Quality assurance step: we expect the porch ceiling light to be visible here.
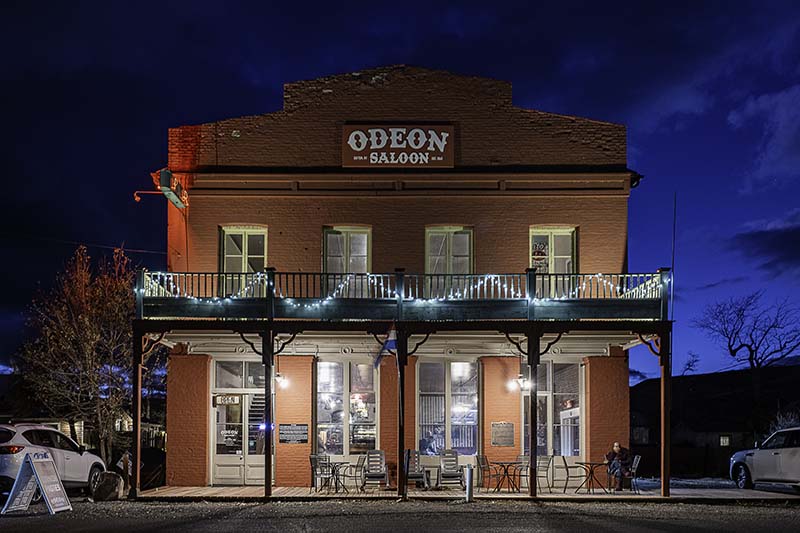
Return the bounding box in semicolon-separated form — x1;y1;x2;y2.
275;372;290;389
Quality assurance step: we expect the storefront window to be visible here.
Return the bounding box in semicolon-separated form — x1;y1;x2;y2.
349;363;376;453
450;362;478;455
418;361;478;456
316;361;376;456
316;362;344;455
522;361;582;457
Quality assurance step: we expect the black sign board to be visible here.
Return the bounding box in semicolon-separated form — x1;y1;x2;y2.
1;452;72;515
278;424;309;444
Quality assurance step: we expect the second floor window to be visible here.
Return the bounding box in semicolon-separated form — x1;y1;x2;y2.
323;227;371;296
220;227;267;296
221;227;267;273
530;227;576;298
426;226;473;298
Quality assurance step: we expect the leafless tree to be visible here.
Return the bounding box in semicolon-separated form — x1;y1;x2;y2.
694;291;800;369
16;247;144;463
681;351;701;375
694;291;800;431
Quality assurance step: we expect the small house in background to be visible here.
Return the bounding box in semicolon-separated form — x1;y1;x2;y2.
630;357;800;477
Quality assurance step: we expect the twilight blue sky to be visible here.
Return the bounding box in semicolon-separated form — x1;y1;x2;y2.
1;1;799;379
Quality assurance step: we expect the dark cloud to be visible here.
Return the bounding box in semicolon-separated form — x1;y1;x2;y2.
728;209;800;277
693;277;748;290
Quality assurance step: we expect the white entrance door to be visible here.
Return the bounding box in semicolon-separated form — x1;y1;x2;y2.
212;393;271;485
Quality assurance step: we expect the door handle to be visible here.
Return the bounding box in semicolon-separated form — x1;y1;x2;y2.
772;452;780;455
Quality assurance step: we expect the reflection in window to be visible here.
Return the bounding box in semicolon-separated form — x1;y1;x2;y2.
418;362;445;456
316;362;344;455
450;362;478;456
216;361;244;388
523;361;582;457
349;363;376;453
216;401;243;455
418;361;478;456
246;362;265;388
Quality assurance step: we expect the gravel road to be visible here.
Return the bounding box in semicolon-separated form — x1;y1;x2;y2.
2;498;799;532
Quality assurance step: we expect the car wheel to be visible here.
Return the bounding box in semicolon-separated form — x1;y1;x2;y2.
87;465;103;495
735;465;753;489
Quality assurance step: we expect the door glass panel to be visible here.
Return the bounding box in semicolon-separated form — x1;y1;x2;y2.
216;361;244;388
531;235;549;271
350;363;373;392
225;234;244;256
216;401;243;455
247;394;267;455
225;257;243;274
452;232;470;256
248;234;265;257
553;234;573;257
349;233;367;257
317;362;344;455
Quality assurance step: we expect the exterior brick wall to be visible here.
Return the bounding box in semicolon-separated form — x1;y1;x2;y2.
379;355;417;485
584;347;630;486
480;357;522;488
179;195;628;275
166;354;210;486
275;355;314;487
167;66;626;172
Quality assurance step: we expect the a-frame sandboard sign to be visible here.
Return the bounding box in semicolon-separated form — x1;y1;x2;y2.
1;451;72;515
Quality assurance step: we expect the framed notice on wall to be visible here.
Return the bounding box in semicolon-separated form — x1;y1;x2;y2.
491;422;515;447
279;424;309;444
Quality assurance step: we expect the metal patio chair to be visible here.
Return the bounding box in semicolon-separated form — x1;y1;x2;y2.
361;449;389;491
511;455;530;491
309;454;334;493
536;455;553;493
553;455;584;494
405;450;430;490
340;454;367;492
438;449;464;489
476;454;502;492
607;454;642;494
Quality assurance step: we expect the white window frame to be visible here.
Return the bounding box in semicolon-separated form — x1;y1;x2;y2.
315;356;380;459
415;357;480;460
425;226;474;275
529;227;576;273
519;359;584;458
322;226;372;273
220;225;268;273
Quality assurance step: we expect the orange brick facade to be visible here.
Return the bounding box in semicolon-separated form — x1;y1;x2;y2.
166;354;210;486
162;66;634;487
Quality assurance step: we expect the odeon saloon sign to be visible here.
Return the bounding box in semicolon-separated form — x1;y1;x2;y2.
342;124;454;168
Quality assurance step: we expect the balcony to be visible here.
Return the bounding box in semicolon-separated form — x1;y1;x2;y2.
135;269;670;323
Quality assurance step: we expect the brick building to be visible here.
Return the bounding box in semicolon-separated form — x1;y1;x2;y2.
132;65;673;498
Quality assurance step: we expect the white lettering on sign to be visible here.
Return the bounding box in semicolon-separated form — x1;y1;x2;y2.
348;127;449;154
343;125;453;168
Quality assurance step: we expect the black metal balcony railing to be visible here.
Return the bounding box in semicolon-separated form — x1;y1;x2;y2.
135;270;670;322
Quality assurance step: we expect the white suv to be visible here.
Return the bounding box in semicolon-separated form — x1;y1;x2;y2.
730;427;800;491
0;423;106;497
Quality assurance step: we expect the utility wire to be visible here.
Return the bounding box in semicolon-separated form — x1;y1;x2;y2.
0;234;166;255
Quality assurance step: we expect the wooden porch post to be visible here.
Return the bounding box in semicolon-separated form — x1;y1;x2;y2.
261;327;274;500
527;327;541;498
396;327;409;500
660;327;672;497
129;325;144;498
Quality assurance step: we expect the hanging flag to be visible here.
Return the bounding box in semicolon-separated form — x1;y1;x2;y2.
373;323;397;369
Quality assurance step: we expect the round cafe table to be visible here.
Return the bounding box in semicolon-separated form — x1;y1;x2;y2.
574;461;608;494
491;461;522;492
329;461;351;493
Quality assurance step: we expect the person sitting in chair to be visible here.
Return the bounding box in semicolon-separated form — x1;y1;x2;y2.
605;441;632;491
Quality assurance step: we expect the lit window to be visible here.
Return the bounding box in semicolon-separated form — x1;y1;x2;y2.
316;361;376;456
418;361;478;456
720;435;731;447
522;361;582;457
